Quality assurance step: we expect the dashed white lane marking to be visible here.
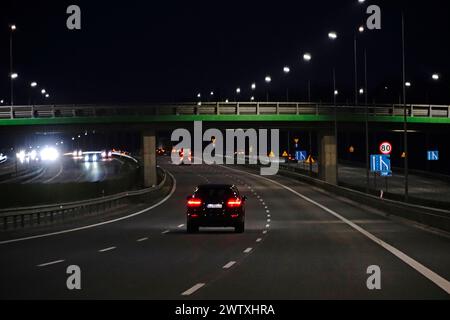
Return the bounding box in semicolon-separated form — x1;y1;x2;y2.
263;230;268;234
256;238;262;243
99;247;116;253
267;215;271;218
37;260;65;268
223;261;237;269
266;210;270;213
0;172;178;245
181;283;206;296
162;230;170;234
244;248;253;254
178;224;185;228
266;224;271;228
137;237;149;242
220;165;450;295
267;219;271;223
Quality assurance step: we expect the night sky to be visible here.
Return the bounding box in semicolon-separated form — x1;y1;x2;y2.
1;0;449;105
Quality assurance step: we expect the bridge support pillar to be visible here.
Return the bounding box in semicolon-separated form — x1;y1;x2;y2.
318;131;337;185
142;130;157;187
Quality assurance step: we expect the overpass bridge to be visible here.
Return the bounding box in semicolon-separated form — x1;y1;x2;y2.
1;102;449;188
0;102;450;126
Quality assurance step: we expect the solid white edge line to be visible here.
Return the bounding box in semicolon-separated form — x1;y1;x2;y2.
99;246;116;253
223;261;237;269
0;171;177;245
220;165;450;295
181;283;206;296
37;259;65;267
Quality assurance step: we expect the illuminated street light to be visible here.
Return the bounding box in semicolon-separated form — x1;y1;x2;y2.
328;31;338;40
283;66;290;74
250;96;255;101
41;89;46;94
359;88;364;95
432;73;440;81
358;25;365;33
303;53;312;62
10;25;17;31
405;82;412;87
265;76;272;83
334;90;339;96
10;73;18;79
197;93;201;98
236;87;241;94
210;91;214;96
45;94;50;98
30;82;37;87
251;83;256;90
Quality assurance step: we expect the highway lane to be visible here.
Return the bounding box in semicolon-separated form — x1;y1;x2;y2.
0;158;449;299
13;157;128;184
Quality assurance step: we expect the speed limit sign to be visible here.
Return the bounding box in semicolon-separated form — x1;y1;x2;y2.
379;142;392;155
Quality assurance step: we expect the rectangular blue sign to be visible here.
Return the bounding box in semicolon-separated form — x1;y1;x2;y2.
371;155;391;173
295;151;308;161
427;151;439;161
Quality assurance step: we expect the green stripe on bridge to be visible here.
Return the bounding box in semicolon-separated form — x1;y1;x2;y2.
0;114;449;126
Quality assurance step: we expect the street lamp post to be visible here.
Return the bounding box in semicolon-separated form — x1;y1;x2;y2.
364;49;370;193
9;24;16;106
283;66;290;102
251;83;256;101
401;12;409;202
328;31;338;185
29;82;38;105
265;76;271;102
303;53;312;102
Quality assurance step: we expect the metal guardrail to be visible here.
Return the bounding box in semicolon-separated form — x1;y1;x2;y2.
0;166;169;230
0;102;449;120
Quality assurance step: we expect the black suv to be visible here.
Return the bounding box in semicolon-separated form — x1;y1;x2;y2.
186;184;247;233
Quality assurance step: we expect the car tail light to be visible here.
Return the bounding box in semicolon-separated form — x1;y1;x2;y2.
227;198;242;208
187;198;202;208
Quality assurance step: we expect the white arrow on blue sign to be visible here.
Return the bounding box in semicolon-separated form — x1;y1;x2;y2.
371;155;391;173
296;151;308;161
427;151;439;161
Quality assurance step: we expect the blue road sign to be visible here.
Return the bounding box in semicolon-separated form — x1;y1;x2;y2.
371;155;391;173
427;151;439;161
296;151;308;161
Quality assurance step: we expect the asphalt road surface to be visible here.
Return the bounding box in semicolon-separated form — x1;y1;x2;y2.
0;158;449;299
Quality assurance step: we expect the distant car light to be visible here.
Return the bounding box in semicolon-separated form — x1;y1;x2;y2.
40;147;59;161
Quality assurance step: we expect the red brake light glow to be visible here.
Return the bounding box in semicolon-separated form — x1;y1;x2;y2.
227;198;242;208
187;198;202;208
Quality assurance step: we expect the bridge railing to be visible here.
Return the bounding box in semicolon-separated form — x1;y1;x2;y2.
0;103;449;119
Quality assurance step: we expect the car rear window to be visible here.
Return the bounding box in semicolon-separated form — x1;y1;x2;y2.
196;187;234;199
